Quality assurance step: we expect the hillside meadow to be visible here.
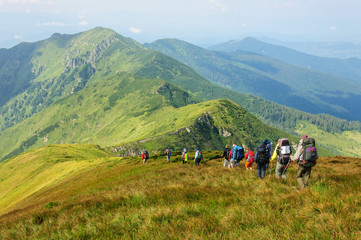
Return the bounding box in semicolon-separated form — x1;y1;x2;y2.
0;144;360;239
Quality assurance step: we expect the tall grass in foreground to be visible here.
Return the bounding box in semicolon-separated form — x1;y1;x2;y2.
1;153;361;239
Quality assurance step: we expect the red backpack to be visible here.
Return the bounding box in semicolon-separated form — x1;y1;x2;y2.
247;151;255;163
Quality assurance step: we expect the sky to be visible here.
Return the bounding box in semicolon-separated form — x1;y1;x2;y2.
1;0;361;48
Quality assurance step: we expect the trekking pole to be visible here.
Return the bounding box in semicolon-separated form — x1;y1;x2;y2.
282;160;291;176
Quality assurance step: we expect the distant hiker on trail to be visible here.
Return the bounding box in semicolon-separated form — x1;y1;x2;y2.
194;148;203;166
244;148;255;170
271;138;292;179
222;145;232;168
165;148;172;163
182;148;188;164
142;150;149;164
292;135;318;189
255;139;272;179
231;144;244;168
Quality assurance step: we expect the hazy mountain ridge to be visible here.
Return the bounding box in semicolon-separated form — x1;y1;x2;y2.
146;38;361;121
210;37;361;85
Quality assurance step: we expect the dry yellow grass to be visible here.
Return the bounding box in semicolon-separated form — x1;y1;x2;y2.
0;148;361;239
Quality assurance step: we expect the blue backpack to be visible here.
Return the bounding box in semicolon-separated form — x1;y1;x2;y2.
233;145;244;161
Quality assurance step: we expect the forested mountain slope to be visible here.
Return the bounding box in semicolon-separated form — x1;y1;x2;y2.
145;38;361;122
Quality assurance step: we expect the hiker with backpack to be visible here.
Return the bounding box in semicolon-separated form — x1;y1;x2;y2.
142;150;149;164
271;138;292;179
244;148;255;170
231;144;244;168
292;135;318;189
165;148;172;163
255;139;272;179
194;148;203;166
182;148;188;164
222;145;232;168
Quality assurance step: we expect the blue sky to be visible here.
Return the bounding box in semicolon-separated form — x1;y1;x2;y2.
1;0;360;48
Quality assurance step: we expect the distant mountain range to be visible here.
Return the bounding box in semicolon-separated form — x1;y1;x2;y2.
0;28;360;160
210;37;361;85
264;40;361;60
146;38;361;121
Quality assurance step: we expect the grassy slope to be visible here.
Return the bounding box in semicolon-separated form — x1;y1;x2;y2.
0;73;200;159
0;146;360;239
2;71;323;161
0;144;111;214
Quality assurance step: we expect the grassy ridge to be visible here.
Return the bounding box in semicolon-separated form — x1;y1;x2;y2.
0;145;360;239
0;144;111;214
3;71;330;161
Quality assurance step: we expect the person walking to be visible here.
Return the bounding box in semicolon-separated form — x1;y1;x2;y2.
194;148;203;166
292;135;318;189
271;138;292;180
255;139;272;179
142;150;149;164
165;148;172;163
182;148;188;164
244;148;255;170
222;145;231;168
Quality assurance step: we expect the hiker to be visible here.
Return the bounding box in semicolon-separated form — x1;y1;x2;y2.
231;144;244;168
271;138;292;179
165;148;172;163
244;148;255;170
255;139;272;179
222;145;231;168
292;135;318;189
142;150;149;164
194;148;203;166
182;148;188;164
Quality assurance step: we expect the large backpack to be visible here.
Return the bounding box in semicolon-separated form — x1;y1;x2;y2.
233;145;244;161
300;138;318;167
196;150;202;160
256;142;269;164
246;151;255;163
277;138;291;164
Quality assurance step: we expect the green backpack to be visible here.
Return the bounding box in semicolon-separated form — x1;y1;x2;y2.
300;138;318;167
196;150;202;160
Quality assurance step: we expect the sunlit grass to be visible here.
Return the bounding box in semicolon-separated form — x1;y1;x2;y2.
1;146;360;239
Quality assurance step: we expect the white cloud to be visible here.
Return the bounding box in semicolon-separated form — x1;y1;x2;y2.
78;20;88;26
330;26;337;31
14;34;22;39
208;0;228;12
262;1;296;9
129;26;142;34
26;8;31;13
36;22;65;26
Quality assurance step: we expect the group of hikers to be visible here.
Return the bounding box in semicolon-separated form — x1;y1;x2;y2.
142;135;318;190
